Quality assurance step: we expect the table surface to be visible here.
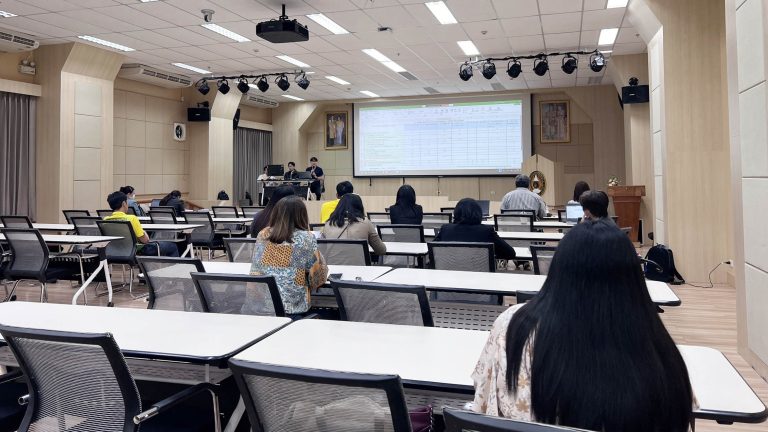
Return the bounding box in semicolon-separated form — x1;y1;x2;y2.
16;223;204;232
373;268;680;306
483;220;573;229
138;216;251;224
0;302;290;365
233;319;766;422
0;233;122;245
399;228;563;242
201;261;393;282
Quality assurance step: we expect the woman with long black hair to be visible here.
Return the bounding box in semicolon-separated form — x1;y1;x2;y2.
472;218;694;432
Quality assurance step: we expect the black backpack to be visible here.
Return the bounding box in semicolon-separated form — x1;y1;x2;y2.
644;244;685;285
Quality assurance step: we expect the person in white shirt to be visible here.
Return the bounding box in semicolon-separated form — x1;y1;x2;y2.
500;175;548;220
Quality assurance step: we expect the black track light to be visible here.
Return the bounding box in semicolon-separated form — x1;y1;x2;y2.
561;54;578;74
217;79;230;94
507;59;522;78
481;61;496;79
295;72;310;90
255;76;269;92
237;76;250;94
589;51;606;72
533;56;549;77
459;62;473;81
197;80;210;95
276;74;290;91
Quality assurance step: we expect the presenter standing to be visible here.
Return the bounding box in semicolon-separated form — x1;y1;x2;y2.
307;157;324;200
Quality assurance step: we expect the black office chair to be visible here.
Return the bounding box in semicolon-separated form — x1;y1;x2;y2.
422;213;452;230
71;216;102;236
0;216;32;228
63;209;91;224
240;206;264;218
443;407;586;432
137;257;205;312
428;242;501;305
184;212;230;260
97;220;159;297
223;238;258;263
228;361;414;432
317;239;371;266
376;224;425;243
531;246;557;275
96;209;115;218
211;206;247;237
440;207;455;214
211;206;238;217
0;369;26;432
331;280;434;326
367;212;391;225
191;272;286;317
0;325;220;432
494;214;534;232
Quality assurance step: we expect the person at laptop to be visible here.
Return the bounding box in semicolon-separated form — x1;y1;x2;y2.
568;181;591;204
389;184;423;225
579;190;610;221
501;175;547;220
284;162;299;180
104;191;179;257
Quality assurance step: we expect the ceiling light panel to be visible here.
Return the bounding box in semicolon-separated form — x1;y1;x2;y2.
201;23;250;42
172;62;210;74
606;0;629;8
283;95;305;101
425;1;458;25
276;55;310;68
457;40;481;56
0;10;17;17
78;35;134;52
326;76;351;85
306;14;349;35
598;28;619;45
360;90;379;97
362;48;391;62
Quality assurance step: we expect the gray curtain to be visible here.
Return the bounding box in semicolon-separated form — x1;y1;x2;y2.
0;91;36;219
234;127;272;206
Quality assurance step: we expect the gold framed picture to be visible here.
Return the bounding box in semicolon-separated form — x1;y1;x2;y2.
325;111;349;150
539;100;570;143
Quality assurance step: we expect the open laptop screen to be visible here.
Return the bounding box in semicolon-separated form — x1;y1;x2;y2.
565;203;584;222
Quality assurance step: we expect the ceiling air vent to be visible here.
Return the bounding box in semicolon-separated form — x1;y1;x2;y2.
398;71;419;81
423;87;440;94
242;94;280;108
118;64;192;88
0;28;39;52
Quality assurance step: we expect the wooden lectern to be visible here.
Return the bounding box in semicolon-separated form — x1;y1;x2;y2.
607;185;646;242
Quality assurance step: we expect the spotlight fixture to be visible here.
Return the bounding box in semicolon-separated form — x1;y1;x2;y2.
295;72;310;90
507;59;522;78
481;61;496;79
533;56;549;77
197;80;210;95
561;54;578;74
590;51;606;72
459;62;473;81
217;79;230;94
256;76;269;92
237;76;250;94
276;74;290;91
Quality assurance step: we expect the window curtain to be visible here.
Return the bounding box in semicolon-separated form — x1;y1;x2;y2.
0;91;36;219
233;127;272;206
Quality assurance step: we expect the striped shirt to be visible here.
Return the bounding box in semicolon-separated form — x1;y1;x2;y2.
500;188;548;220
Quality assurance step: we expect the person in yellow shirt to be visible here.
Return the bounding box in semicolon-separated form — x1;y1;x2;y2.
320;181;354;223
104;191;180;257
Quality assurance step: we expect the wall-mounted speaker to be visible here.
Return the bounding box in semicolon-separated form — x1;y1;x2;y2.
187;107;211;122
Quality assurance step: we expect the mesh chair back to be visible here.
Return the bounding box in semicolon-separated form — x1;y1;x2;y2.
183;212;215;244
331;280;433;326
224;238;258;263
0;228;48;279
531;246;556;276
137;257;205;311
71;216;102;237
317;239;371;266
63;210;91;224
367;212;391;225
192;272;285;317
376;225;425;243
557;209;566;222
494;214;534;232
443;407;587;432
241;206;264;218
422;213;451;230
149;209;177;224
229;361;413;432
152;206;178;217
516;291;539;304
501;209;537;217
440;207;455;214
96;221;137;265
0;216;32;228
212;206;238;217
0;325;141;432
96;209;114;218
428;242;494;272
125;207;137;216
309;223;325;232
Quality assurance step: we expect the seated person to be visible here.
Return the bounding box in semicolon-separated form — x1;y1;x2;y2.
568;180;591;205
500;175;547;220
120;185;145;216
104;191;179;257
434;198;516;260
284;161;299;180
579;190;610;221
388;184;423;225
251;185;295;237
159;190;185;217
472;219;694;431
320;181;354;223
321;194;387;257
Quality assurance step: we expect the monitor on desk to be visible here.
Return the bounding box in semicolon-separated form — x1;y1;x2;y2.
565;203;584;223
267;164;284;176
296;171;313;180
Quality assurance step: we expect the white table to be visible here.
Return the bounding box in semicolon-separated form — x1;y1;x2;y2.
483;220;573;230
201;261;393;283
400;228;564;242
138;216;252;224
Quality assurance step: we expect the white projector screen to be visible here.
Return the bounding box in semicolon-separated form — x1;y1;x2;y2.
353;95;532;177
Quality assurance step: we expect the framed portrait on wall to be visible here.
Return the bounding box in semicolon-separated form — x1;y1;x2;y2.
539;100;570;143
325;111;349;150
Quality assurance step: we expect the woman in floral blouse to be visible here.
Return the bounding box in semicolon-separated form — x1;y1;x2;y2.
472;219;694;432
250;196;328;319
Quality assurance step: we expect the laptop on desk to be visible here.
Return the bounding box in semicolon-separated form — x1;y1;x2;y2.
565;203;584;224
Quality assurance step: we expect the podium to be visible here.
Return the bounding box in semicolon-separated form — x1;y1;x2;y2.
607;186;645;242
521;154;565;207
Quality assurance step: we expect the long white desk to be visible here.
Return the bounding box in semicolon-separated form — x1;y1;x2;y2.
138;216;252;224
376;242;532;260
233;320;767;425
201;261;392;282
483;220;573;230
413;228;564;242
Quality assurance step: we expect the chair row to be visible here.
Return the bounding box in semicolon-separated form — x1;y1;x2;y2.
367;211;548;232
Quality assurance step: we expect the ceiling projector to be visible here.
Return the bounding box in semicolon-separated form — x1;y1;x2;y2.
256;4;309;43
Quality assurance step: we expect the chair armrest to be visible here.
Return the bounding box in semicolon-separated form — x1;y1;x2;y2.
133;382;216;424
0;369;22;385
18;394;29;405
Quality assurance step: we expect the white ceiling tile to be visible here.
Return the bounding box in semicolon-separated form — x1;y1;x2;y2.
540;12;582;34
0;16;73;38
301;0;358;13
296;36;341;53
364;5;420;27
153;27;221;46
128;2;205;27
612;42;646;55
425;24;469;43
323;10;379;33
581;8;626;31
544;32;580;50
267;41;312;55
144;47;206;63
537;0;582;15
580;30;599;49
323;33;369;50
461;20;505;40
356;30;409;48
12;0;80;12
163;0;244;22
58;9;142;33
500;16;542;37
401;3;444;27
445;0;497;22
474;38;512;56
491;0;539;18
212;58;251;73
406;43;452;61
508;35;546;54
238;57;282;70
94;33;160;51
583;0;607;10
615;27;641;44
388;26;434;45
123;51;171;65
0;0;49;15
94;5;175;29
551;77;577;87
66;0;119;7
28;13;113;35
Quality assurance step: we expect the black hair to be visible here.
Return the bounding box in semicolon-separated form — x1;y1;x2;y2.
515;175;530;188
327;194;365;228
159;190;182;206
336;181;354;198
310;157;318;162
505;219;693;431
263;166;268;171
452;198;483;225
579;190;609;218
119;186;135;195
572;181;591;202
395;184;416;208
107;191;128;211
250;185;295;237
288;161;295;167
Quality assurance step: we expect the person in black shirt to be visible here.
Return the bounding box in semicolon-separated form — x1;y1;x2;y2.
388;184;423;224
284;161;299;180
434;198;516;260
306;157;324;200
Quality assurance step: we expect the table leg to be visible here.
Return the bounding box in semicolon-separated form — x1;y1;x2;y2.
71;259;113;306
223;398;245;432
181;242;194;258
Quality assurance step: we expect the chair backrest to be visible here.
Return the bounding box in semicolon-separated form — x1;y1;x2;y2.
96;220;137;264
476;200;491;217
494;214;534;232
309;223;325;232
331;280;433;326
241;206;264;218
443;407;587;432
428;242;495;272
516;291;539;304
317;239;371;266
501;209;537;217
557;209;566;222
62;209;91;224
440;207;455;214
71;216;102;237
125;207;137;216
367;212;391;225
228;361;413;432
0;228;49;278
149;208;178;224
183;212;215;243
376;225;425;243
137;257;206;311
212;206;238;217
620;227;632;237
0;215;32;228
224;238;258;263
531;246;557;275
0;325;141;432
96;209;114;218
191;272;286;317
153;205;177;216
421;213;452;230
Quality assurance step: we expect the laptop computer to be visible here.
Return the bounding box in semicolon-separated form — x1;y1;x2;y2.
565;203;584;224
296;171;313;180
150;199;162;207
476;200;491;217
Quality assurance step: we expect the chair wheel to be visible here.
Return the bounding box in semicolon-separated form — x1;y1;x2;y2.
107;302;114;307
10;295;16;302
